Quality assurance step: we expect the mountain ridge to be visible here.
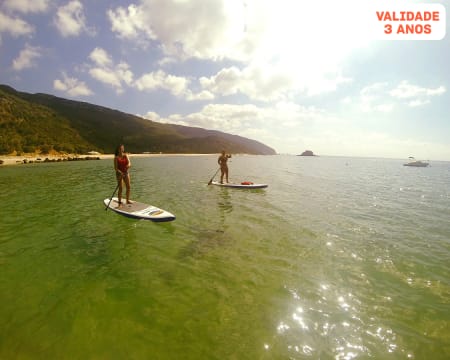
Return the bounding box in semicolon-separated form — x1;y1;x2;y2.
0;84;276;155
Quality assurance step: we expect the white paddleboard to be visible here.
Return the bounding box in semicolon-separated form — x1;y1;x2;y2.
210;181;268;189
104;197;175;222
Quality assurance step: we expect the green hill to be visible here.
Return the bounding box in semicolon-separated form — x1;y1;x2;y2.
0;85;276;155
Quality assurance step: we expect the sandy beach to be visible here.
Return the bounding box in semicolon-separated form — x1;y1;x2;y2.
0;153;212;166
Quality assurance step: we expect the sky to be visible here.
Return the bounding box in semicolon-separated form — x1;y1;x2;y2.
1;0;449;160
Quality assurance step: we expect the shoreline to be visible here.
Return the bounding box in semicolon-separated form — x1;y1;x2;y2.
0;153;213;166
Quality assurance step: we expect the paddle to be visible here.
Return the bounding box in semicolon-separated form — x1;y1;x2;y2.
105;174;124;211
208;168;220;185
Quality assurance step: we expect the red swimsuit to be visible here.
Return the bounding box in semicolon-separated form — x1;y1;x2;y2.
116;156;129;173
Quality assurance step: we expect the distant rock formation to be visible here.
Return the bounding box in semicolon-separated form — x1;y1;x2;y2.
298;150;316;156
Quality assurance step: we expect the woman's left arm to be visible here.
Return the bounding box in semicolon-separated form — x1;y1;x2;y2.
126;154;131;170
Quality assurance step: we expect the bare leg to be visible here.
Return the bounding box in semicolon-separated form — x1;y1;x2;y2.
222;165;229;183
117;180;123;207
124;174;132;204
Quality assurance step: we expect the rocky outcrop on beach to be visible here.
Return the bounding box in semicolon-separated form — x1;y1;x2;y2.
0;155;102;166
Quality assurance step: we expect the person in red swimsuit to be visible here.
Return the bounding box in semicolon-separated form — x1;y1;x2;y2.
114;144;132;207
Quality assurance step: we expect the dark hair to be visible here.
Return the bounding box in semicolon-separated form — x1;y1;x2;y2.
115;144;124;157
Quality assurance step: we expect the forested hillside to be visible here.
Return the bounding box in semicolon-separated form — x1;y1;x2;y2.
0;85;276;155
0;87;93;154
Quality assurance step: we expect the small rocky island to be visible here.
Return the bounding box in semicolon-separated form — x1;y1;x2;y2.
297;150;316;156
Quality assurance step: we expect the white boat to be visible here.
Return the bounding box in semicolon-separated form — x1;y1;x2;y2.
403;157;429;167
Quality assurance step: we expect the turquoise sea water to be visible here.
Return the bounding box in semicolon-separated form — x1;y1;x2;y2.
1;155;449;359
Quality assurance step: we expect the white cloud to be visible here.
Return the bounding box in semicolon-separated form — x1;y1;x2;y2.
12;44;41;71
53;72;93;97
185;90;214;101
2;0;50;13
157;56;176;67
116;62;134;86
389;81;446;107
110;0;255;61
147;101;325;137
200;62;351;102
89;67;122;89
359;81;446;112
54;0;93;37
107;4;155;46
89;47;113;67
135;70;197;99
146;103;254;132
140;111;160;122
87;48;133;94
87;48;210;99
106;0;363;97
135;70;188;95
200;64;294;102
0;11;34;37
407;99;430;107
359;82;395;113
200;67;241;96
86;48;206;99
391;81;446;99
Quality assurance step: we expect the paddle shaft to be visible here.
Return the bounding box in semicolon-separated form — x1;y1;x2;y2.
105;173;125;211
208;168;221;185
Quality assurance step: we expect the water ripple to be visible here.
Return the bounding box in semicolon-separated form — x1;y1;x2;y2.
1;156;449;359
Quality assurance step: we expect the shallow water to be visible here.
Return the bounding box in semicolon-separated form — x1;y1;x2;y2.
1;155;449;359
